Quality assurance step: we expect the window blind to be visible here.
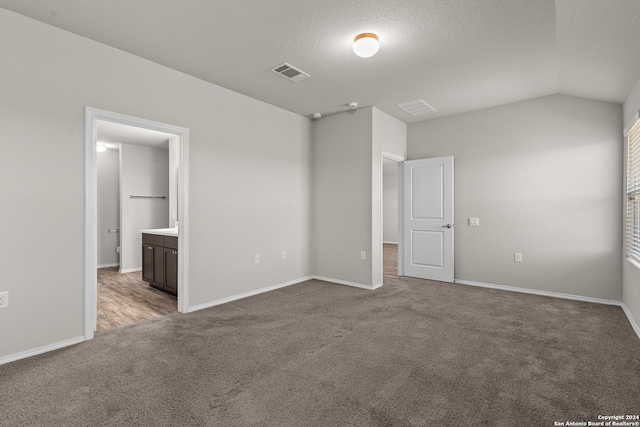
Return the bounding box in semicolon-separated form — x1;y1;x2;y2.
626;115;640;261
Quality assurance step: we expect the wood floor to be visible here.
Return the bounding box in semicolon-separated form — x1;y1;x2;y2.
97;267;176;334
383;243;399;282
97;244;398;334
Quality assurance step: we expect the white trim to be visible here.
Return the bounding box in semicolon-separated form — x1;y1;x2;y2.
313;275;382;290
623;110;640;136
97;263;119;269
84;107;190;341
0;336;85;366
381;151;405;163
177;131;190;314
119;267;142;274
627;256;640;271
381;151;405;285
455;279;622;306
84;108;98;340
397;162;404;276
188;276;314;313
188;275;383;314
621;303;640;340
455;279;640;340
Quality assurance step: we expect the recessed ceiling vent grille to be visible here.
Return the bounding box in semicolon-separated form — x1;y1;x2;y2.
271;62;310;83
397;99;436;116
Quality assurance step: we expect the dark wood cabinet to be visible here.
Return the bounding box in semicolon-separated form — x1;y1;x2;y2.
142;233;178;296
163;236;178;294
142;244;156;283
164;248;178;294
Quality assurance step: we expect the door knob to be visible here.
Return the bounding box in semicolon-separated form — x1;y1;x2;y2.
442;224;454;228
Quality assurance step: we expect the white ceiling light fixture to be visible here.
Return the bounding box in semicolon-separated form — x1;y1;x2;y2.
96;143;107;152
353;33;379;58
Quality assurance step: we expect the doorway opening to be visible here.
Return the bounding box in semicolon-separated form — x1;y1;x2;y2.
381;152;404;284
84;108;190;339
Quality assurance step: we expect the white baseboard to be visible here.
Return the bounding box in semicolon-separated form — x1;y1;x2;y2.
383;241;398;245
454;279;640;340
119;267;142;274
188;275;382;314
621;304;640;340
454;279;622;306
0;336;85;366
97;263;119;269
312;276;381;291
187;276;314;313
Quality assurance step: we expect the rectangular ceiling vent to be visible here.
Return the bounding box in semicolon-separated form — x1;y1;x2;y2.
271;62;310;83
397;99;436;116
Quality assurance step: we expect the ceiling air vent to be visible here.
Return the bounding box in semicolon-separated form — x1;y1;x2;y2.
397;99;436;116
271;62;310;83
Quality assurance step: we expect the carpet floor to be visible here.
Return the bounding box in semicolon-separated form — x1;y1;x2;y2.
1;276;639;426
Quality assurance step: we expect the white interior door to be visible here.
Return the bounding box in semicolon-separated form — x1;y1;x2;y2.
401;156;454;282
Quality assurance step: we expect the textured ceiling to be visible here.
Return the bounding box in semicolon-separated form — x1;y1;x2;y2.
1;0;640;123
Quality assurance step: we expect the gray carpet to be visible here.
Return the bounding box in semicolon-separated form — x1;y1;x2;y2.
1;276;639;426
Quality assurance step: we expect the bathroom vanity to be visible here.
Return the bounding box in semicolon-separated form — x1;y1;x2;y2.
141;229;178;296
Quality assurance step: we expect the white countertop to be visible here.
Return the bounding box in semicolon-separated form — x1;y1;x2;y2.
140;228;179;237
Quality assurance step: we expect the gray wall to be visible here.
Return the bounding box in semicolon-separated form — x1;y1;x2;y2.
623;77;640;329
371;108;407;285
0;8;313;360
119;144;170;272
97;148;120;267
313;107;406;288
383;166;399;243
408;94;623;301
169;136;179;228
314;108;373;285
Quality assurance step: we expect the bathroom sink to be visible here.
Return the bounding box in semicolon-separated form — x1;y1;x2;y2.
140;227;178;236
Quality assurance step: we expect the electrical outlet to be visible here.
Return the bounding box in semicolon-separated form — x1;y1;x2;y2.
0;292;8;308
282;251;287;259
514;252;523;263
361;251;366;260
254;254;260;264
469;217;480;227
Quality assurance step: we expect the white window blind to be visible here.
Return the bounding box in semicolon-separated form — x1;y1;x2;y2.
626;114;640;262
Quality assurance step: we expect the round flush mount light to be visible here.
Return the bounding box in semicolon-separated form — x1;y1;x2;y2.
353;33;379;58
96;143;107;152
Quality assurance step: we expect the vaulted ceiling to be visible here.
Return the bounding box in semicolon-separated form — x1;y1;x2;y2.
2;0;639;123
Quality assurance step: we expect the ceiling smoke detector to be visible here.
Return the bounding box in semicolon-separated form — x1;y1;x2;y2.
270;62;310;83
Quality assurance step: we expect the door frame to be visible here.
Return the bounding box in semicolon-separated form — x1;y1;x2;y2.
380;151;405;283
84;107;190;339
399;156;455;282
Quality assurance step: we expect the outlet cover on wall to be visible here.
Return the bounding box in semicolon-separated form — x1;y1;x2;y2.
360;251;366;260
254;254;260;264
514;253;523;263
469;217;480;227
